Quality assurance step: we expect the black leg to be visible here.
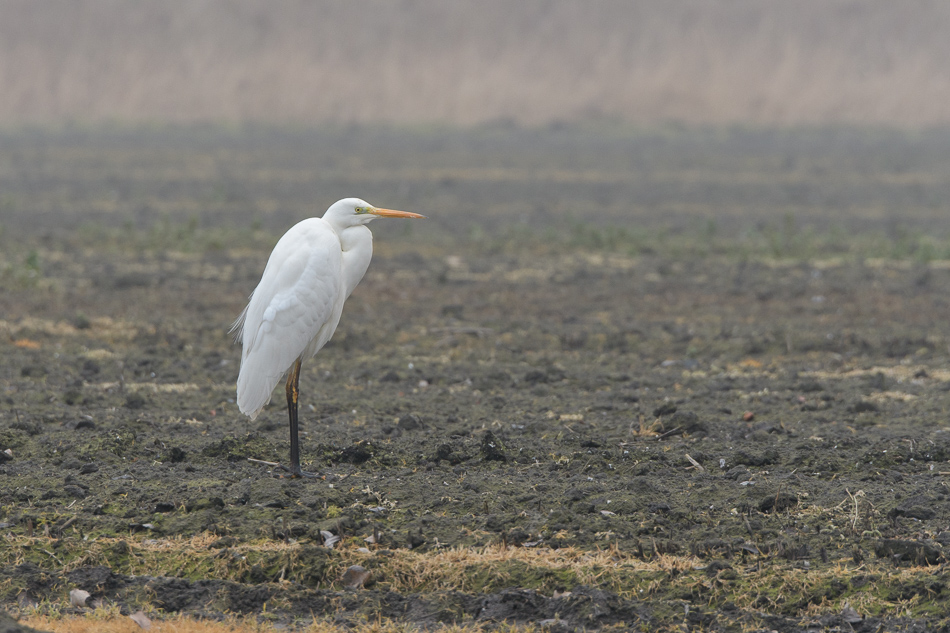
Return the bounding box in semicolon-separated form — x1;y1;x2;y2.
284;358;315;478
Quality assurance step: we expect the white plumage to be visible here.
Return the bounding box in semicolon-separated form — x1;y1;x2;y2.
235;219;344;418
231;198;424;476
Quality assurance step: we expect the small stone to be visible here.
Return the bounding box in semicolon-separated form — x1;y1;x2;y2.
480;431;507;462
322;531;340;549
63;485;87;499
129;610;152;630
840;602;863;624
890;495;936;521
875;538;942;565
162;447;187;463
65;418;96;430
398;414;423;430
341;564;373;588
69;588;90;607
338;443;372;464
669;411;707;435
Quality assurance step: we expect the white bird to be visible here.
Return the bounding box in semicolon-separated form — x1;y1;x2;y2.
232;198;424;477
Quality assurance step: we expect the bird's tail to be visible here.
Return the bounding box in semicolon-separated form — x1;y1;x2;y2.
235;353;281;420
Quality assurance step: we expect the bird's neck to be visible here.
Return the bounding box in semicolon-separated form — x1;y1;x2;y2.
339;225;374;299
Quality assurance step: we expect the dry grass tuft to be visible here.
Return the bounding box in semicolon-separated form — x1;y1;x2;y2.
21;613;541;633
23;613;251;633
6;533;950;626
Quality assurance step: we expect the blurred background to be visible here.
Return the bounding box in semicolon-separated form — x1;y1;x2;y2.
7;6;950;630
3;0;950;128
2;0;950;257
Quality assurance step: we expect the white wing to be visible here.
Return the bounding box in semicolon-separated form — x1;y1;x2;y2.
234;218;344;418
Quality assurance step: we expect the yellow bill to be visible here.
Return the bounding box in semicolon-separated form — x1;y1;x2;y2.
369;207;426;219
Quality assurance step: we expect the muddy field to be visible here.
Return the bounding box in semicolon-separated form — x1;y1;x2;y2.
3;126;950;631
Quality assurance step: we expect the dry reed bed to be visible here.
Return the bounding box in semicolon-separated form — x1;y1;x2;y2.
2;0;950;127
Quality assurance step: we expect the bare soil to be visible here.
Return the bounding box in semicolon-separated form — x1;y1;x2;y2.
2;127;950;632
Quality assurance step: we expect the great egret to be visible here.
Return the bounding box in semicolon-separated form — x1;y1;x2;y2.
232;198;425;477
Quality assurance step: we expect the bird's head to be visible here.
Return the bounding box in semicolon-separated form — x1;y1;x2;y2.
325;197;425;227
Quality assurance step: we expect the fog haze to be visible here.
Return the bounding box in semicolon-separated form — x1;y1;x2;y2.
3;0;949;127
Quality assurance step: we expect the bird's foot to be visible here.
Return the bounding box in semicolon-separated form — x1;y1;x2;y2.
275;463;320;479
247;457;320;479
